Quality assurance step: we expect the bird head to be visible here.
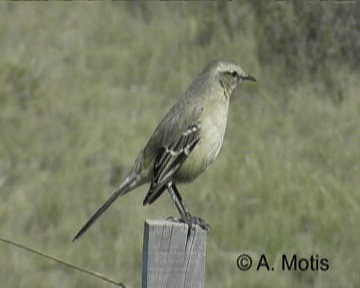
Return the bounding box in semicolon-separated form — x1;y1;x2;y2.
183;60;256;102
214;61;256;98
200;60;256;98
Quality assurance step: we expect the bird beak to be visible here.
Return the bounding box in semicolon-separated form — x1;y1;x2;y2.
244;74;256;82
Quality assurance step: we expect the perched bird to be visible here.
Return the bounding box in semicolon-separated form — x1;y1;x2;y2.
73;60;255;241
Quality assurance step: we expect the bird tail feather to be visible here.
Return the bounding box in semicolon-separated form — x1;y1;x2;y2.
72;174;139;242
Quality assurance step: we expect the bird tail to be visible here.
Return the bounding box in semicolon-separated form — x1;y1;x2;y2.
72;173;140;242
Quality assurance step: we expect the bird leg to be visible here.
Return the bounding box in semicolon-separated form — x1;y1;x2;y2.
166;183;210;237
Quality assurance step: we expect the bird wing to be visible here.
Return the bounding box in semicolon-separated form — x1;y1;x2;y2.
143;124;200;205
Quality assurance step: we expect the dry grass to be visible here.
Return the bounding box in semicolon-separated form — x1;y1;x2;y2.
1;2;359;287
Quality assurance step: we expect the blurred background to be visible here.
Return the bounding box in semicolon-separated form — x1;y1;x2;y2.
0;2;359;287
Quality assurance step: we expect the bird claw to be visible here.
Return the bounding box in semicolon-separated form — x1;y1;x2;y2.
166;216;182;223
189;216;211;232
166;215;211;233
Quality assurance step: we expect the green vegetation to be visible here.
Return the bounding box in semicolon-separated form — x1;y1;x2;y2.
1;2;359;287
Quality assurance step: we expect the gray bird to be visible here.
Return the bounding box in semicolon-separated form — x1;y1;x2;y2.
73;60;255;241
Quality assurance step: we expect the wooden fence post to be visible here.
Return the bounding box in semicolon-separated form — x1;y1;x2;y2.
142;219;207;288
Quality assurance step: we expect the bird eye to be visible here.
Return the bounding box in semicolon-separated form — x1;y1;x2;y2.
231;71;238;78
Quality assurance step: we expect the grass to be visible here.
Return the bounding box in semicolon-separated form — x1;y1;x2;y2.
1;2;359;288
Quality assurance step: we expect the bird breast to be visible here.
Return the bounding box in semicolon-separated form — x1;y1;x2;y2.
175;99;230;182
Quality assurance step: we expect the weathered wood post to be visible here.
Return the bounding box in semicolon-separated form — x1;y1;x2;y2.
142;219;207;288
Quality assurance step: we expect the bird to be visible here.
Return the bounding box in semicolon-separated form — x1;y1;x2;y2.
73;60;255;241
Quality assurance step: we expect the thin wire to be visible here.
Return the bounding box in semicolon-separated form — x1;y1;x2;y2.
0;236;126;287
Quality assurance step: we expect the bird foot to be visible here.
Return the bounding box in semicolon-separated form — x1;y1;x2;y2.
166;215;211;233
